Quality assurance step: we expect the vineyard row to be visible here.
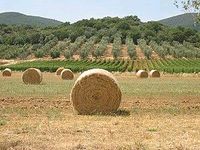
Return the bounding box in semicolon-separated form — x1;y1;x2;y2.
1;59;200;73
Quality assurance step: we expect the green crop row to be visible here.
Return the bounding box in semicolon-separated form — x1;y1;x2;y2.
1;59;200;73
132;59;200;73
0;59;128;73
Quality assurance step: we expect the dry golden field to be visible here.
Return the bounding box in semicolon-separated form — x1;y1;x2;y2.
0;72;200;150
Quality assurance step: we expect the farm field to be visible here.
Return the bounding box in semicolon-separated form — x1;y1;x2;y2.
1;58;200;73
2;2;200;150
0;72;200;149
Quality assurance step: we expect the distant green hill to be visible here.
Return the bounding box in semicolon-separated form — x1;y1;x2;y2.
0;12;63;27
159;13;200;31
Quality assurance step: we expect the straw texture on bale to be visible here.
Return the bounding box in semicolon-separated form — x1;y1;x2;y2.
22;68;42;84
136;70;148;78
149;70;160;78
61;69;74;80
70;69;122;115
2;68;12;77
56;67;64;75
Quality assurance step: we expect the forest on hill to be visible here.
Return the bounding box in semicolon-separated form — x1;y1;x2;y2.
0;12;63;27
0;15;200;59
159;13;200;31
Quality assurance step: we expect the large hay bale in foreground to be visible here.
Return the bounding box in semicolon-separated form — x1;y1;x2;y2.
2;68;12;77
70;69;122;115
56;67;64;75
61;69;74;80
149;70;160;78
22;68;42;84
136;70;148;78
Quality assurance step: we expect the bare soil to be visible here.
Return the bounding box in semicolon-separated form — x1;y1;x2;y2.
135;46;145;59
121;45;129;59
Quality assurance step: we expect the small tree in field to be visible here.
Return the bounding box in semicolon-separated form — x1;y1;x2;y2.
112;33;122;59
34;49;44;58
50;50;60;59
126;37;137;60
64;50;73;59
80;49;89;59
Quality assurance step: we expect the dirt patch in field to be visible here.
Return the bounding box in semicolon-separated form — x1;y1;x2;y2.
136;46;145;59
0;62;8;65
0;59;15;66
151;50;160;59
122;95;200;112
1;95;199;114
105;43;113;58
121;44;129;59
0;97;71;110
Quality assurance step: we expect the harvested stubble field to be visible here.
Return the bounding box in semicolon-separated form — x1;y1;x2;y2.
0;72;200;150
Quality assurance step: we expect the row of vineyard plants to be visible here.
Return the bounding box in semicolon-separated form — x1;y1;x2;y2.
112;33;122;59
1;58;199;73
132;59;200;73
34;37;59;58
137;39;152;59
0;44;31;59
79;36;97;59
92;36;109;58
149;40;200;59
126;37;137;60
172;41;200;58
0;59;128;73
64;36;86;59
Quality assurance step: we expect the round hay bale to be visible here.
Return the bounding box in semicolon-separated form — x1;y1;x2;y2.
149;70;160;78
136;70;148;78
22;68;42;84
56;67;64;75
70;69;122;115
61;69;74;80
2;68;12;77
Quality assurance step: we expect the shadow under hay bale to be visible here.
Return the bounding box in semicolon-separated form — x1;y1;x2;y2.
70;69;122;115
56;67;64;76
2;68;12;77
149;70;160;78
61;69;74;80
81;109;130;116
109;109;130;116
136;70;148;78
22;68;42;84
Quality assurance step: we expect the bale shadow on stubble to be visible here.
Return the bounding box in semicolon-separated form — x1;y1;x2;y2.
82;109;131;117
110;109;131;116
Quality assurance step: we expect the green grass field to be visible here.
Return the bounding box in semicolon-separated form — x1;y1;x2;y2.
0;72;199;100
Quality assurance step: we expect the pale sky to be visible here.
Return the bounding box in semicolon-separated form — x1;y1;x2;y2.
0;0;186;23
